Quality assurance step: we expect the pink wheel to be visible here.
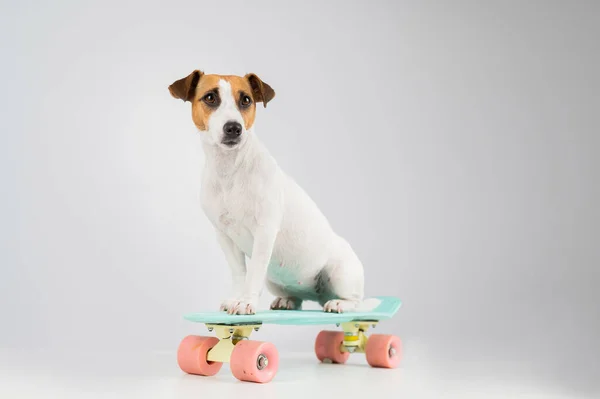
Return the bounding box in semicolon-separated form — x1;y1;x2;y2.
314;330;350;364
177;335;223;376
230;340;279;383
365;334;402;368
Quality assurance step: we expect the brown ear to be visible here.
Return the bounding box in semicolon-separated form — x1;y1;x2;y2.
168;70;203;102
245;73;275;108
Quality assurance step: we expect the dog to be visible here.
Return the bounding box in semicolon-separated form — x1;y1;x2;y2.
169;70;366;315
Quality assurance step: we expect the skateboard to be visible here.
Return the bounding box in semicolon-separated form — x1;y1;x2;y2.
177;296;402;383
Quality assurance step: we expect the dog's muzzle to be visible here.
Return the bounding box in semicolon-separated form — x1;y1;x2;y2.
222;121;242;147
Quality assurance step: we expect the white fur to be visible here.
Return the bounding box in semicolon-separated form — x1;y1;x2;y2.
198;80;365;314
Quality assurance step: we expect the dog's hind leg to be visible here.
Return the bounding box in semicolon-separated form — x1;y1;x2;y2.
317;247;365;313
270;296;303;310
265;279;303;310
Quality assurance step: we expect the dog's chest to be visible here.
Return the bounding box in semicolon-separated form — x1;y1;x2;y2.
201;176;255;254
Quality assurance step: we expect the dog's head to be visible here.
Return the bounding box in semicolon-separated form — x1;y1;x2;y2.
168;71;275;150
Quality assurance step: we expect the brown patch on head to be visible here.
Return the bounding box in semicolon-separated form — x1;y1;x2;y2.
169;71;275;132
190;74;223;131
226;75;257;130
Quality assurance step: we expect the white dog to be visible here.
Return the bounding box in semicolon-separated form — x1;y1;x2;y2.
169;71;366;315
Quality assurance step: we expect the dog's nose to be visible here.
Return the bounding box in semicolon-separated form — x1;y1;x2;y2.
223;121;242;137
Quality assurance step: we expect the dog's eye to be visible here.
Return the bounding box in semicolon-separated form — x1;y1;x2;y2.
202;93;217;105
240;95;252;108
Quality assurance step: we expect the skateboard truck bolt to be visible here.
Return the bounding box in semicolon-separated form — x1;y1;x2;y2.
257;354;268;370
229;328;234;334
389;346;396;358
254;327;260;332
207;327;213;332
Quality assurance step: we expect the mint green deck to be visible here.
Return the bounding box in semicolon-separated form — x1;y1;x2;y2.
184;296;401;326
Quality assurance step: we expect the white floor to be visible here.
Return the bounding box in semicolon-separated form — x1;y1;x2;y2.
0;346;589;399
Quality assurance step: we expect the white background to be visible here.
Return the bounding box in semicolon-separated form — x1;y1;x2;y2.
1;1;598;397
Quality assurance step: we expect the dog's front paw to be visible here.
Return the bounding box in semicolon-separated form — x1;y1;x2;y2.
270;297;302;310
220;298;239;312
231;300;256;315
220;298;256;315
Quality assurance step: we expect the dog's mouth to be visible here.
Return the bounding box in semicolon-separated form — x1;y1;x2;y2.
221;139;241;148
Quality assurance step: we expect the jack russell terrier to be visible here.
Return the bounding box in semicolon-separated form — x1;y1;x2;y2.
169;70;371;315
